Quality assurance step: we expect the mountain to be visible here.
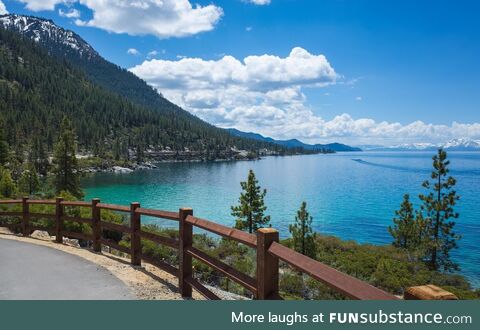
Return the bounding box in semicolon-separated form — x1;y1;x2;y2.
227;129;361;152
0;14;287;161
442;138;480;151
0;14;97;59
0;14;196;117
361;139;480;151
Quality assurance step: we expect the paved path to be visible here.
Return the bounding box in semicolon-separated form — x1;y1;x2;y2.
0;238;134;300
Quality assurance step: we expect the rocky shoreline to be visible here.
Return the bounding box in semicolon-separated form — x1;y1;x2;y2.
79;154;264;174
78;146;330;174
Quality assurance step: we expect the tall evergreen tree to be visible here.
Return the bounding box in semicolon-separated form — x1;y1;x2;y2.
30;135;49;176
388;194;423;251
0;117;9;166
289;201;317;258
136;142;145;163
419;149;460;272
18;163;40;195
0;168;17;198
231;170;270;233
52;117;83;198
113;138;122;161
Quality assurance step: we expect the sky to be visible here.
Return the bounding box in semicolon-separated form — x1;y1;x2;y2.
1;0;480;146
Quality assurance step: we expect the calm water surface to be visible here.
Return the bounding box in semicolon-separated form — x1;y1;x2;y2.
82;152;480;286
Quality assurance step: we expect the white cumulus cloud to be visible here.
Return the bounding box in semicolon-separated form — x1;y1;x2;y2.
0;0;8;14
76;0;223;38
59;8;80;18
130;48;480;145
16;0;67;11
245;0;271;5
16;0;223;38
127;48;140;56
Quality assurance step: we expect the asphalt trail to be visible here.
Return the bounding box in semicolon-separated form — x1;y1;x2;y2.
0;238;134;300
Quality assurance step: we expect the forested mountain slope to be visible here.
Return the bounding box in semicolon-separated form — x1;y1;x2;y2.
0;15;194;118
0;23;284;160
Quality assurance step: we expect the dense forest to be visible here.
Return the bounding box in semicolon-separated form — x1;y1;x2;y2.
0;26;290;163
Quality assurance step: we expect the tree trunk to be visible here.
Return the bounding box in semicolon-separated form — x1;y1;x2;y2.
431;174;442;270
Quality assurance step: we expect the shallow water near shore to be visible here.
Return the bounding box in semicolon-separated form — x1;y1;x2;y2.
82;151;480;287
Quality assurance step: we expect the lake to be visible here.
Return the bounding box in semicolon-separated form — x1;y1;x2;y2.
82;151;480;287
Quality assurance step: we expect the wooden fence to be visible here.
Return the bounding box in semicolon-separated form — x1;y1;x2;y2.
0;198;398;300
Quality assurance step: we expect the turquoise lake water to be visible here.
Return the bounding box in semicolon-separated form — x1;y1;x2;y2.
82;152;480;287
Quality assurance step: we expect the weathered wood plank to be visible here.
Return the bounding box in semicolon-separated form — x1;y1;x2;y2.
185;215;257;248
97;203;130;212
60;201;92;207
136;208;179;221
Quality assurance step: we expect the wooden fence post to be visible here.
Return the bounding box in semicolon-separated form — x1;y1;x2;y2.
256;228;279;300
55;197;64;243
179;207;193;298
92;198;101;252
22;197;29;237
130;202;141;266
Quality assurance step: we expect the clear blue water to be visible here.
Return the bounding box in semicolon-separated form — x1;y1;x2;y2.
82;152;480;287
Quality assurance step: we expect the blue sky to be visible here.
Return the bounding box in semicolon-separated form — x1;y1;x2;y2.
1;0;479;145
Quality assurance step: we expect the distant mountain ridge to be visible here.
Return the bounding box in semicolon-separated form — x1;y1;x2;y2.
227;129;362;152
361;139;480;151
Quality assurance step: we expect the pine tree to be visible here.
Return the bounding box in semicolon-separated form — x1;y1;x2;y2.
30;135;49;176
18;163;40;195
0;168;17;198
136;142;145;163
388;194;423;251
289;201;317;258
419;149;460;272
0;117;9;166
113;138;122;161
231;170;270;233
52;117;83;199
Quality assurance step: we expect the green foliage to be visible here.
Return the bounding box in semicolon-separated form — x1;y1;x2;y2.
388;194;426;261
18;163;40;195
289;201;316;258
371;258;414;292
29;134;49;176
52;117;83;199
419;149;460;272
279;272;304;299
0;167;16;197
0;117;9;166
231;170;270;233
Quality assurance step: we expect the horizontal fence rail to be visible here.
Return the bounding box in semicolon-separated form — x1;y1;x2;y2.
0;198;398;301
185;215;257;248
268;242;398;300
